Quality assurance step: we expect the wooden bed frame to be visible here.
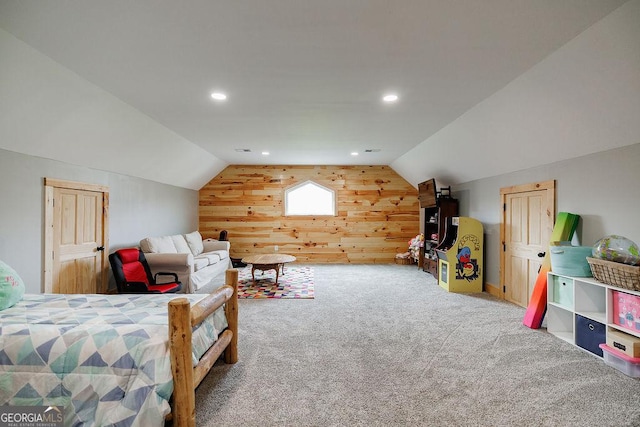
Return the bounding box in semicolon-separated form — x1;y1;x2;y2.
168;269;239;426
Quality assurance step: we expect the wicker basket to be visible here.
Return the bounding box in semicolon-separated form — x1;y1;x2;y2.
586;257;640;291
395;256;414;265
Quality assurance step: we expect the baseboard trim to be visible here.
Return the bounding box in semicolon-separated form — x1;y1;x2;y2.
484;282;502;299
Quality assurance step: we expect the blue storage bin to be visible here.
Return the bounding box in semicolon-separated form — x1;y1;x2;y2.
575;314;605;357
550;245;593;277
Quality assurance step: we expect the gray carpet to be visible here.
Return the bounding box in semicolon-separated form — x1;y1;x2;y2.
194;264;640;426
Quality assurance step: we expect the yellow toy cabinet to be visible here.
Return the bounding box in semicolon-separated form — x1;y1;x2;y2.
436;217;484;293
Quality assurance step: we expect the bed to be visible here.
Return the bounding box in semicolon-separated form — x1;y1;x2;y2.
0;269;238;427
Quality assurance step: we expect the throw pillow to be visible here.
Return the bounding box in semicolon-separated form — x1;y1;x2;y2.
141;236;178;253
171;235;192;254
184;231;204;256
0;260;26;310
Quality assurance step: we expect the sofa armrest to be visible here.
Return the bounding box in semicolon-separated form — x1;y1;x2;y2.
203;239;230;252
144;252;194;270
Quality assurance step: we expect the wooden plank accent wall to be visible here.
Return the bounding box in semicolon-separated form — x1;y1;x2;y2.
199;165;420;264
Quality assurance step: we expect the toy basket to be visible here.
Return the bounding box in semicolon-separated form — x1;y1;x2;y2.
587;257;640;291
395;256;414;265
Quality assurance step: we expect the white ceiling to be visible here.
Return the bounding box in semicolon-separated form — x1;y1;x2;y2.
0;0;629;180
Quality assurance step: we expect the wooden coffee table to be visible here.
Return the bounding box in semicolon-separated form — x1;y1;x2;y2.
241;254;296;284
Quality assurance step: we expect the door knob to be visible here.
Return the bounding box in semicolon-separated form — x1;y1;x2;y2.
537;252;546;257
96;246;105;251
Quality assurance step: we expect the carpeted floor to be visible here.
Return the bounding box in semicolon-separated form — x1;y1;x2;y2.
194;264;640;426
236;265;314;299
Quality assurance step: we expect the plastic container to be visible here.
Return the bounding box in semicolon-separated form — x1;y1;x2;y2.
549;245;593;277
599;344;640;378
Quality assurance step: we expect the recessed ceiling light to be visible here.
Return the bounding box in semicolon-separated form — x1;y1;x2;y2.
262;151;270;156
382;94;398;103
211;92;227;101
351;152;359;156
235;148;251;152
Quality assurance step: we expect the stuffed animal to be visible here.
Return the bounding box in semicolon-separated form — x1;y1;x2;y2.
408;234;424;262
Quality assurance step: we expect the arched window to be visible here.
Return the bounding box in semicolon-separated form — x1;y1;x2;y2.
285;180;336;216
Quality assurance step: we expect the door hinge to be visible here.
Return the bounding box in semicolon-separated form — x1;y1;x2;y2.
503;203;506;211
503;243;506;251
503;285;506;293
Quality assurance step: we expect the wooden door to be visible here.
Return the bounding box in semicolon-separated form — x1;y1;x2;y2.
44;178;109;293
500;181;555;307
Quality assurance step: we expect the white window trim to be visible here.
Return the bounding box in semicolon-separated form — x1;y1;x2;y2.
284;180;336;216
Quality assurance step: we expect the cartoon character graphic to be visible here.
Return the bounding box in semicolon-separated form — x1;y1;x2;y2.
458;246;472;265
455;235;481;281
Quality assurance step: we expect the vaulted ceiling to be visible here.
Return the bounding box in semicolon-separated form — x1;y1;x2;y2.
0;0;631;188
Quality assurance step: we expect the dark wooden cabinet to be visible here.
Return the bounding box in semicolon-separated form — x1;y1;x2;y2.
421;197;458;277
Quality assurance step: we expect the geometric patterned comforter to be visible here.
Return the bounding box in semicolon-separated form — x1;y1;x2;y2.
0;293;228;427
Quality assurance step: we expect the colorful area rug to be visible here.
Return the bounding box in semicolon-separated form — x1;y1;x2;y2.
237;265;314;299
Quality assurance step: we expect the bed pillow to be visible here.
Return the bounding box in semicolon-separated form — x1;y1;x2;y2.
0;260;25;310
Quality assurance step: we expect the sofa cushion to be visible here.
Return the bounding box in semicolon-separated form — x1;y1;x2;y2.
198;253;222;265
193;257;209;272
208;250;229;261
139;237;153;253
140;236;177;254
171;235;191;254
184;231;204;256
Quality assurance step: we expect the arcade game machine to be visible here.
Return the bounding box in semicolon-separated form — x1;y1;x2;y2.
436;217;484;293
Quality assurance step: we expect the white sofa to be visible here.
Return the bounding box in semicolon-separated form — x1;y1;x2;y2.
140;231;232;293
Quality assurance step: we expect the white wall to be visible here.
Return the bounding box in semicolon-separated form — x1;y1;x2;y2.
0;148;199;293
391;0;640;288
392;0;640;188
453;143;640;287
0;27;226;191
